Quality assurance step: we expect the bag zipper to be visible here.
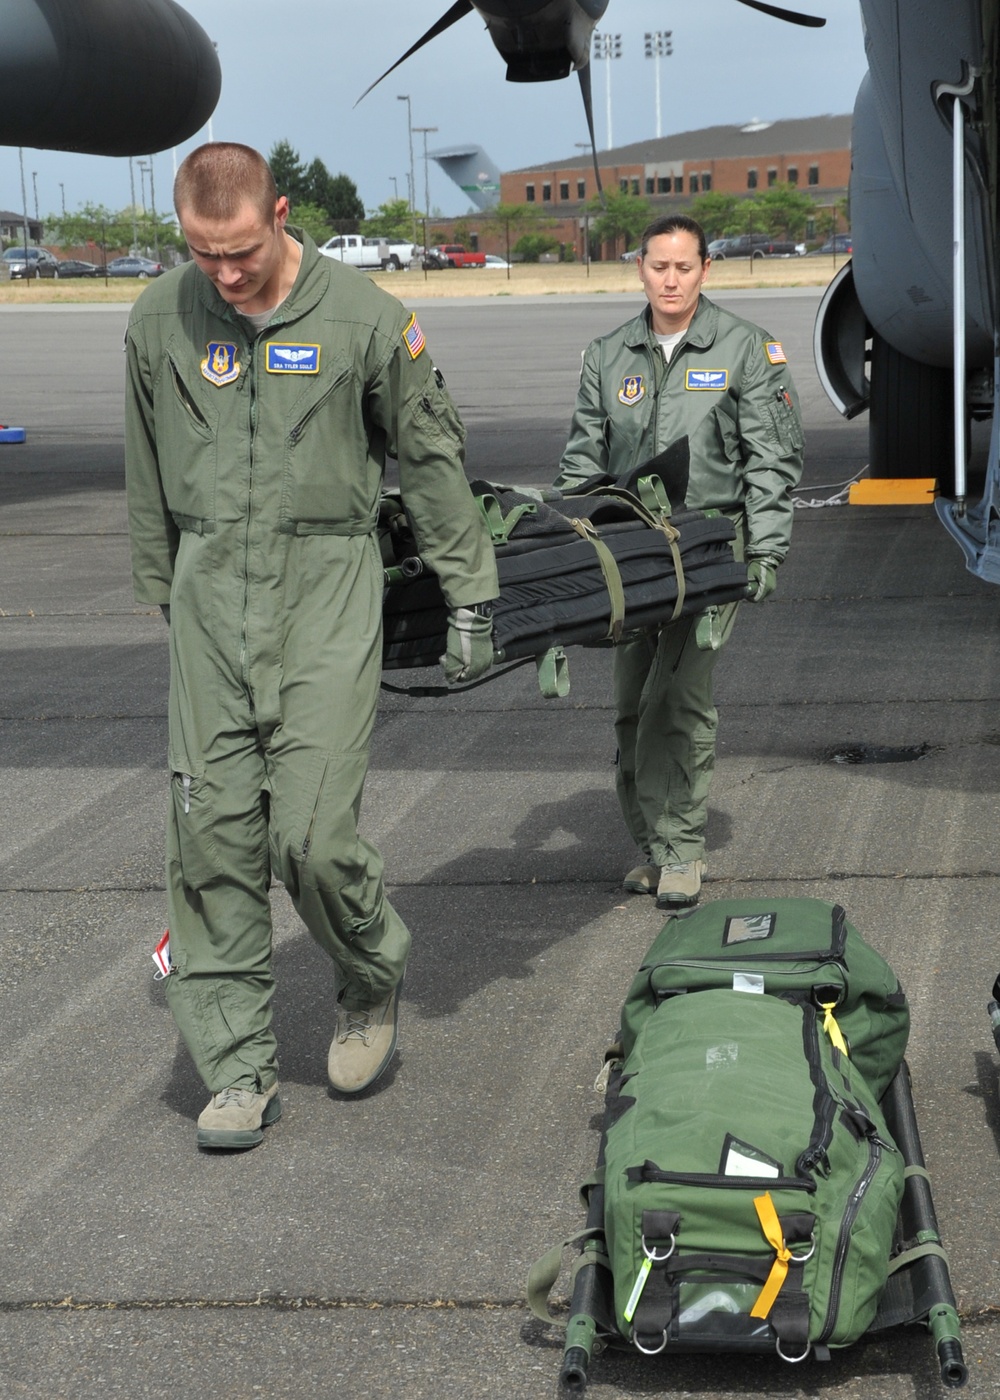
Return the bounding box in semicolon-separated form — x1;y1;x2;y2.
817;1132;886;1343
796;1004;837;1177
630;1165;814;1192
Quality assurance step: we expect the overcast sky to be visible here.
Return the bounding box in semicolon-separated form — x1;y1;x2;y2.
1;0;867;229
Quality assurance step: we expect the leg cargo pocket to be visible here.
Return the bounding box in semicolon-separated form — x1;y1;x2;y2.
168;771;224;891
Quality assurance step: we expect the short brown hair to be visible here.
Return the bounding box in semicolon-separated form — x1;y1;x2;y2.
639;215;708;262
173;142;277;223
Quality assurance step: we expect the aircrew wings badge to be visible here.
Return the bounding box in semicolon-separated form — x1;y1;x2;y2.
765;341;787;364
618;374;645;406
201;342;240;387
402;313;426;359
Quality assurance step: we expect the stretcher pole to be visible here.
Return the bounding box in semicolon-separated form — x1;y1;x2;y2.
559;1176;606;1392
881;1064;968;1388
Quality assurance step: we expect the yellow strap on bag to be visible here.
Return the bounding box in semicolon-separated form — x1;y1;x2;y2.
750;1191;792;1319
819;1000;849;1055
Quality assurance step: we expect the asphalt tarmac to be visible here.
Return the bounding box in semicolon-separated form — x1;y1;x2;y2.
2;288;1000;1399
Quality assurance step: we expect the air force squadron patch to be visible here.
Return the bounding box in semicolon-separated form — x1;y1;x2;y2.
402;313;426;359
618;374;645;406
765;340;787;364
685;369;728;391
266;343;321;373
200;342;240;386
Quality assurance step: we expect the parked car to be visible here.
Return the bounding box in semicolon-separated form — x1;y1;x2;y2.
710;234;806;260
811;233;853;255
3;247;61;279
55;258;100;278
422;244;486;269
483;253;511;269
104;255;164;279
620;248;640;262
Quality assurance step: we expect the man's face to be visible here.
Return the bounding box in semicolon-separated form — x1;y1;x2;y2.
637;230;710;333
178;195;289;309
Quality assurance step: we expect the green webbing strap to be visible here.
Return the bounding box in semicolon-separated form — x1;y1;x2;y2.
566;488;687;624
569;518;626;642
476;491;508;544
500;501;539;536
475;491;538;544
887;1241;951;1275
536;646;570;698
903;1165;932;1182
636;473;672;518
660;518;686;621
526;1227;610;1326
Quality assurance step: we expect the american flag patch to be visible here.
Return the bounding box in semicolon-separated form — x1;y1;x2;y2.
402;313;425;359
765;340;787;364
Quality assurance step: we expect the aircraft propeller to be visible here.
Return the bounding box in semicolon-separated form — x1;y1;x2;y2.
359;0;827;206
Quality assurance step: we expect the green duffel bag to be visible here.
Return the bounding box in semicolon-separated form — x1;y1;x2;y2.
604;988;904;1360
619;899;908;1099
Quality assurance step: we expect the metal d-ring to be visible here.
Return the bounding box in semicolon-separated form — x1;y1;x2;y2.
788;1234;816;1263
634;1328;669;1356
775;1336;811;1364
641;1231;675;1262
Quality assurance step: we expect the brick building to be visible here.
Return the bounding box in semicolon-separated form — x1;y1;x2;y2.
497;114;851;260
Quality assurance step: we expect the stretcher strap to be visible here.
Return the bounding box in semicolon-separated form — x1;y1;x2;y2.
887;1241;950;1275
750;1192;793;1319
660;519;686;622
525;1227;610;1326
569;518;626;642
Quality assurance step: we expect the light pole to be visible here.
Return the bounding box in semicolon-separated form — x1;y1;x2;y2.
390;176;399;201
147;156;159;261
397;94;417;243
59;182;65;218
644;31;673;140
128;156;138;253
592;31;621;151
412;125;438;219
31;171;39;225
18;147;30;269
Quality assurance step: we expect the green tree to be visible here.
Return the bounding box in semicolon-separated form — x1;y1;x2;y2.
361;200;415;241
588;189;650;256
480;202;554;262
753;184;817;239
313;169;364;229
288;200;333;245
269;140;309;205
687;192;740;241
513;231;560;263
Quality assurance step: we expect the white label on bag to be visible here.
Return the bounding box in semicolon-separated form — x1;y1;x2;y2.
733;973;765;995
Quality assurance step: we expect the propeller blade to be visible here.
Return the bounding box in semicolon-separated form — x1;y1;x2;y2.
734;0;826;27
356;0;474;105
578;63;605;206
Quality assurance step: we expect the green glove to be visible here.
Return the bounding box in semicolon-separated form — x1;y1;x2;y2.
441;605;494;683
745;556;780;603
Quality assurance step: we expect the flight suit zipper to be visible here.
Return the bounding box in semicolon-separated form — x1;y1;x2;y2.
240;340;256;697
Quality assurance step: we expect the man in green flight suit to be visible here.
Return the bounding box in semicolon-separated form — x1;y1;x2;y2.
554;215;803;909
125;143;498;1149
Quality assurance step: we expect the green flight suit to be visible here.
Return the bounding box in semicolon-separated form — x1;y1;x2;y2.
125;234;498;1093
554;296;803;869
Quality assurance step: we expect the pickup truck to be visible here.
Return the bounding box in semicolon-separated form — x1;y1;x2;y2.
318;233;417;271
708;234;806;260
423;244;486;269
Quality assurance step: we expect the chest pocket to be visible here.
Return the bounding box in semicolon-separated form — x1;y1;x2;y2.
279;355;373;531
159;350;223;523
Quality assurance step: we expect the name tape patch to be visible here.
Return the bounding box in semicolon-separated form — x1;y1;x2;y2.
402;313;426;359
266;343;321;374
618;373;645;406
201;341;240;387
765;340;787;364
685;368;728;391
